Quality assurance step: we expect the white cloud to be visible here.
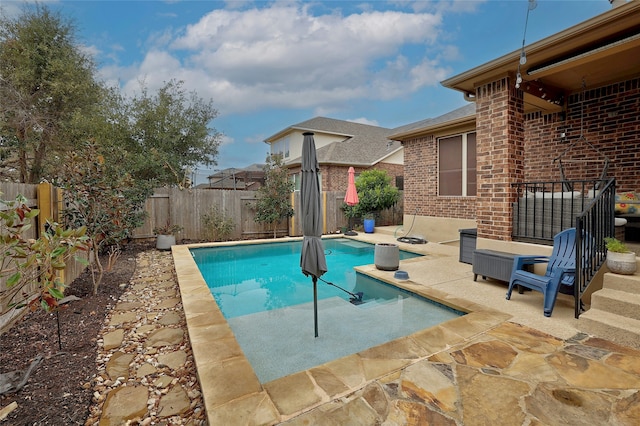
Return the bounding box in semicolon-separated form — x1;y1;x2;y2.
107;2;463;115
220;134;234;146
245;134;266;144
347;117;379;126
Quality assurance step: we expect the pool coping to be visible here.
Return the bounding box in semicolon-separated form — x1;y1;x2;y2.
172;236;512;424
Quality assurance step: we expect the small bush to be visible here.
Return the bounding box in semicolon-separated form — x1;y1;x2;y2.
201;206;235;242
604;237;630;253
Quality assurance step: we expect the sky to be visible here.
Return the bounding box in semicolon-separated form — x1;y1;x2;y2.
3;0;612;184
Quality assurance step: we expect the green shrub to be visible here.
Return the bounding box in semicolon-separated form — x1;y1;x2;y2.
0;193;89;313
604;237;630;253
342;169;399;219
201;206;235;242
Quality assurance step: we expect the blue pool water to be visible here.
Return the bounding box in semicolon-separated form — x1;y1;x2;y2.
191;238;463;382
192;238;421;318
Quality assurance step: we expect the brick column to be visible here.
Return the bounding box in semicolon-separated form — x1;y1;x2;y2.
475;76;525;241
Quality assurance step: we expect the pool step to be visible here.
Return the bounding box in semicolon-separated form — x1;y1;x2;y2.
357;297;405;309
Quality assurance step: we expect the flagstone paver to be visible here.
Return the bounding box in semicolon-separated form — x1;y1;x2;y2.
89;244;640;425
99;385;148;425
157;385;191;417
86;250;206;425
101;329;123;350
105;351;134;380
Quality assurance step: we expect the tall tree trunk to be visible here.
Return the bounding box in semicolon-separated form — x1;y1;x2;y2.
17;128;29;183
91;239;104;295
29;137;48;184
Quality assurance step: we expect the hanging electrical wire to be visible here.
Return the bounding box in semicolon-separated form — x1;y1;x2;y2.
516;0;538;89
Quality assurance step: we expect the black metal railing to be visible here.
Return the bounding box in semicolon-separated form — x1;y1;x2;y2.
575;178;616;318
512;178;615;318
512;180;611;244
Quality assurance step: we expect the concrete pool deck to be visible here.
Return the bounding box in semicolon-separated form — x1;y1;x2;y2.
90;232;640;425
169;233;640;425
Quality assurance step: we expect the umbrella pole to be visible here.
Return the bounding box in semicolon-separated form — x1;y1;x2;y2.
313;276;319;337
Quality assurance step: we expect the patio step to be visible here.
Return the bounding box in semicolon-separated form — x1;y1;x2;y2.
371;226;399;236
601;269;640;294
579;308;640;350
578;270;640;350
589;288;640;321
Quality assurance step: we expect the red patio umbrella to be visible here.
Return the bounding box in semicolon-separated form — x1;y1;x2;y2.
344;167;359;236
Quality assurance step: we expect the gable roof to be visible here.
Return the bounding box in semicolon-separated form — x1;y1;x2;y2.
271;117;403;167
389;103;476;140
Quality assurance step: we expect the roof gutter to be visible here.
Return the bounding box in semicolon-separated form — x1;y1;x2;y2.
389;115;476;141
527;30;640;77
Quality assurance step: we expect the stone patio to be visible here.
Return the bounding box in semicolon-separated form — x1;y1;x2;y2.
91;234;640;425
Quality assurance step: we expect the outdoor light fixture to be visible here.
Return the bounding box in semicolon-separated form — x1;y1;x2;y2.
515;0;537;88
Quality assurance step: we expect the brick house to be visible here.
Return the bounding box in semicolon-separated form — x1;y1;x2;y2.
391;1;640;247
264;117;404;192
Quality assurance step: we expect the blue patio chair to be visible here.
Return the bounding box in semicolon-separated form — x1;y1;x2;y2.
506;228;577;317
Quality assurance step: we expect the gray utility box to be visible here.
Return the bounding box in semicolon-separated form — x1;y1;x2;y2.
458;228;477;264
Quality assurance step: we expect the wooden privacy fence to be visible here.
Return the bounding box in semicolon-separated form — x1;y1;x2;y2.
132;188;289;241
132;188;404;241
1;182;89;332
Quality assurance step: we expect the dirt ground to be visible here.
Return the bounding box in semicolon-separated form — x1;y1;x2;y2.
0;243;150;425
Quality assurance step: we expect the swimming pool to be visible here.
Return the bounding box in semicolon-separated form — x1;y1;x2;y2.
191;238;463;382
192;238;422;318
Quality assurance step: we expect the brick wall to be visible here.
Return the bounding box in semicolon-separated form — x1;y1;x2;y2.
475;76;525;240
297;164;404;192
404;76;639;242
524;78;640;191
402;134;476;219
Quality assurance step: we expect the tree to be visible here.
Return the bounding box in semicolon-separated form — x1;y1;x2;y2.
123;79;222;187
0;4;102;183
343;169;399;219
54;142;153;294
254;154;294;238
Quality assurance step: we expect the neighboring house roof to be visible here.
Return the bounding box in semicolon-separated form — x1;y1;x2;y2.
207;163;265;179
203;163;266;189
274;117;403;168
442;1;640;113
389;103;476;140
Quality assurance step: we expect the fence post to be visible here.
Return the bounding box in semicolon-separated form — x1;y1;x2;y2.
323;191;327;234
37;182;67;284
290;192;296;236
37;182;54;237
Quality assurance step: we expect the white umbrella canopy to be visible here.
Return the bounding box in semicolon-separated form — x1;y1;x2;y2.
299;132;327;337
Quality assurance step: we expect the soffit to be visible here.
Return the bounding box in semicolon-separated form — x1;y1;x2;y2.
442;3;640;113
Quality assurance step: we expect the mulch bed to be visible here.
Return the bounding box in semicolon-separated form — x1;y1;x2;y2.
0;242;152;425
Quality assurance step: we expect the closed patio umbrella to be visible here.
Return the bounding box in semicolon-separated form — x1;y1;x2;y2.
344;166;359;236
299;132;327;337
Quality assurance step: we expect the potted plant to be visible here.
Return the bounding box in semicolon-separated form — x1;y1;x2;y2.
347;169;400;234
604;237;637;275
153;221;184;250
